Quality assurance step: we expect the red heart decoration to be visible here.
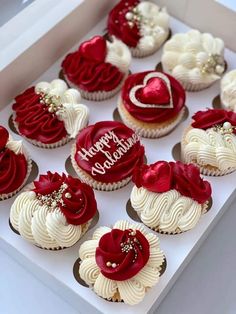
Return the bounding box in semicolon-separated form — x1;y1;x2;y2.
137;77;170;105
79;36;107;62
0;126;9;150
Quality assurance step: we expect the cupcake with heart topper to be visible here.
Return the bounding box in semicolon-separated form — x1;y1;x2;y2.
78;220;165;304
181;109;236;176
13;79;89;148
117;70;186;138
10;171;97;250
107;0;170;58
61;35;131;101
0;126;32;200
71;121;145;191
130;161;212;234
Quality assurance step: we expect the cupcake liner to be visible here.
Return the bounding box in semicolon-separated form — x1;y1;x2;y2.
13;115;71;149
0;158;32;201
117;99;185;138
181;126;236;176
71;143;131;191
130;29;170;58
62;71;128;101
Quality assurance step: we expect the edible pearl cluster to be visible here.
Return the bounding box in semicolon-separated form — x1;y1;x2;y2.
106;229;142;268
36;183;71;211
200;54;225;75
213;121;235;135
37;91;65;114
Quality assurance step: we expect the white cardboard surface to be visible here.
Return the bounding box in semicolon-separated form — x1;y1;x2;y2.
0;17;236;314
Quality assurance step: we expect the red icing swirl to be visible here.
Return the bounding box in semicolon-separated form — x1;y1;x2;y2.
95;228;150;281
74;121;145;183
13;87;67;144
133;161;211;204
192;109;236;133
61;36;124;92
0;149;27;195
33;172;97;225
107;0;141;48
121;71;186;123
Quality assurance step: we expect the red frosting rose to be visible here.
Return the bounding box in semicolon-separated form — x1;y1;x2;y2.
121;71;185;123
107;0;141;48
61;36;124;92
96;228;150;281
33;171;97;225
132;161;211;204
192;109;236;134
0;126;28;195
74;121;145;183
13;87;67;144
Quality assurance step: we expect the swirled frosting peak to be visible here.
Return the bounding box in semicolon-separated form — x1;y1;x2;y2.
107;0;170;51
162;29;225;86
13;79;89;144
221;70;236;111
79;220;165;305
74;121;145;183
61;35;131;92
183;109;236;171
10;172;97;249
132;161;211;204
0;126;29;195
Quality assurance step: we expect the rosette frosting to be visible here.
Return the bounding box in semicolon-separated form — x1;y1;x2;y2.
162;30;225;87
61;35;131;92
131;161;211;233
10;171;97;249
0;126;29;196
107;0;169;53
182;109;236;172
79;220;165;305
121;71;185;123
73;121;145;183
13;79;89;145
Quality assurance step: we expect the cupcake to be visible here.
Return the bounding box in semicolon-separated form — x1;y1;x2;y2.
162;29;226;91
61;35;131;100
10;171;97;250
220;70;236;111
131;161;212;234
78;220;165;305
71;121;145;191
107;0;170;57
0;126;32;201
181;109;236;176
13;79;89;148
117;70;186;138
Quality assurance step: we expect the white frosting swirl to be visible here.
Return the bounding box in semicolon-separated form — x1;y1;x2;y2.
130;187;203;233
105;36;131;73
183;127;236;171
10;190;83;249
221;70;236;111
162;30;225;86
78;220;164;305
35;79;89;138
6;134;27;157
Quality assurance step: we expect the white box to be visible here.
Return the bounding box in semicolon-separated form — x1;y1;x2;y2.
1;2;236;314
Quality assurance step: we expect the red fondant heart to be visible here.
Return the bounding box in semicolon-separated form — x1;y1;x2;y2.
79;36;106;62
138;77;170;105
0;126;9;150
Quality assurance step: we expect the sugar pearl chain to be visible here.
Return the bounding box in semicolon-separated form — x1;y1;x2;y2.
200;54;225;75
213;121;235;135
36;91;64;114
36;182;71;211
